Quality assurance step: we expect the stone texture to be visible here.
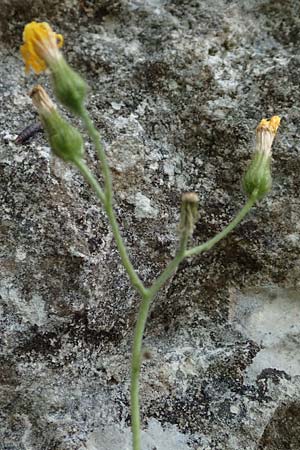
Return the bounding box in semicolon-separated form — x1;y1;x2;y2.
1;0;300;449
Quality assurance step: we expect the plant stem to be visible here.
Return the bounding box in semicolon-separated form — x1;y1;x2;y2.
129;195;258;450
148;195;257;306
73;158;146;297
74;158;106;204
80;108;113;204
76;108;257;450
185;193;257;258
130;229;189;450
147;231;189;300
130;290;152;450
106;196;147;296
78;108;147;296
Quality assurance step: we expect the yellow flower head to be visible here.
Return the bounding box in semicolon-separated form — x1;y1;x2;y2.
20;22;63;74
243;115;280;200
256;115;281;157
257;116;281;135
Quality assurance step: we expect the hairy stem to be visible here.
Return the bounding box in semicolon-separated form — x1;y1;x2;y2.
75;109;257;450
130;229;189;450
147;230;189;299
73;158;146;297
78;108;146;296
130;290;151;450
185;193;257;258
130;196;257;449
80;108;113;204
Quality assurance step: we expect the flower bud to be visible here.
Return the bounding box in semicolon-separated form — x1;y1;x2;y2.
30;85;84;162
21;22;87;115
243;116;280;200
179;192;199;236
51;58;87;115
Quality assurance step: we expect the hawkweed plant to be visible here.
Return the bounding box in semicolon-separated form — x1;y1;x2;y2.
20;22;281;450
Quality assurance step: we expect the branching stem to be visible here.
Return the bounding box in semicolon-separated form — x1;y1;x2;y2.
130;228;189;450
75;109;257;450
185;192;258;258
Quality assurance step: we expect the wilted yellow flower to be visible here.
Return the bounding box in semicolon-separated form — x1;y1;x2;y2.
21;22;63;74
30;84;56;114
179;192;199;236
30;85;84;162
243;115;281;200
256;116;281;157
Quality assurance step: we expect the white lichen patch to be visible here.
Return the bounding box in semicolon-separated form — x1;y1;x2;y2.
231;287;300;379
83;418;191;450
0;283;47;327
132;192;159;219
107;136;145;174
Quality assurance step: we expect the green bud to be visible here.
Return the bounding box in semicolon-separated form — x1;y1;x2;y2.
46;113;84;162
243;152;272;200
50;58;87;115
30;85;84;163
179;192;199;236
243;116;280;201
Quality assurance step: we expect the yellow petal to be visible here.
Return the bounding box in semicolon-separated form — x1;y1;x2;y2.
269;116;281;134
20;22;63;74
257;116;281;135
56;34;64;48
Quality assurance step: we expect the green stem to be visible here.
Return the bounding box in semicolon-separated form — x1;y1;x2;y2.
130;195;257;450
74;158;106;204
130;290;152;450
75;107;257;450
80;107;113;204
147;230;189;299
130;229;189;450
73;158;146;297
105;197;147;296
185;193;257;258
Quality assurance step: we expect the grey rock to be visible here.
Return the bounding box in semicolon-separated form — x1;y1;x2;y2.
232;287;300;379
1;0;300;449
132;192;159;219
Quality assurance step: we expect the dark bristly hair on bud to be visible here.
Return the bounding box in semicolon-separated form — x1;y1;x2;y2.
30;85;84;163
51;59;87;116
179;192;199;236
243;116;280;201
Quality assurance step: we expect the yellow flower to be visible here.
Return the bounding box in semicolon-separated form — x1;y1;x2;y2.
256;116;281;158
20;22;63;74
21;22;86;114
243;115;281;200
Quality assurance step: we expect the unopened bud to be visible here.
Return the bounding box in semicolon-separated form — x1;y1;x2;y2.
30;85;84;162
30;84;56;114
179;192;199;236
50;58;87;115
243;116;280;200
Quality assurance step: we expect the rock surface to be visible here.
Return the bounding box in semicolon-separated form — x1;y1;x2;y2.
1;1;300;449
